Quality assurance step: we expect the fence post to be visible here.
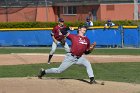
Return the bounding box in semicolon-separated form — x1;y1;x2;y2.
119;26;124;48
138;26;140;48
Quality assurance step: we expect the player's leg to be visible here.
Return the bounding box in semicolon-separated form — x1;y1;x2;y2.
47;42;57;64
38;53;77;78
76;56;94;78
64;42;70;53
76;56;97;84
46;53;77;73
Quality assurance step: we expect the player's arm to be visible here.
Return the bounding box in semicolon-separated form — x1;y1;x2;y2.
51;35;58;44
85;42;96;54
69;27;74;30
51;29;58;44
60;27;70;36
60;26;74;34
89;42;96;51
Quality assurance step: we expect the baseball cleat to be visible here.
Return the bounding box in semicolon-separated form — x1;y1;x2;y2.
47;62;50;64
89;77;97;84
90;79;97;84
38;68;45;79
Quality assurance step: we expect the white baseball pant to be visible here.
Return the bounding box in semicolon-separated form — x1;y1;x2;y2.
49;41;70;55
45;53;94;78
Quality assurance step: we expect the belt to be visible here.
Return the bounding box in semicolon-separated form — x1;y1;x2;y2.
71;54;81;59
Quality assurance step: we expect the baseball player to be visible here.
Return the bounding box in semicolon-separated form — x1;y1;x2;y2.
47;18;72;64
38;25;97;84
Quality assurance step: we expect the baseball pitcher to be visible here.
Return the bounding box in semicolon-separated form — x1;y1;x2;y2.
38;25;97;84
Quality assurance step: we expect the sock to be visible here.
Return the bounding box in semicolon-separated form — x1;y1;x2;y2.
48;55;53;63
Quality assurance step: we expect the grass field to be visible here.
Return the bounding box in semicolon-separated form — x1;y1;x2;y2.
0;47;140;84
0;47;140;55
0;62;140;84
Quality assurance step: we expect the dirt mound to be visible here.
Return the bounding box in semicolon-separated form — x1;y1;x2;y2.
0;77;140;93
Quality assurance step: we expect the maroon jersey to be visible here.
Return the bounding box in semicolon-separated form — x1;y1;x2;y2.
52;25;67;41
67;34;90;57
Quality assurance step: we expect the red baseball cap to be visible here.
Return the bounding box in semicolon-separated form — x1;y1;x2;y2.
58;18;64;22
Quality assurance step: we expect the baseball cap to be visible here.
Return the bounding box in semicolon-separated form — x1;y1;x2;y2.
107;20;111;22
58;18;64;22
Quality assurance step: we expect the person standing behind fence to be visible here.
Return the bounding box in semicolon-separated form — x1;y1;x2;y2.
104;20;115;29
85;17;93;27
88;12;94;22
47;18;73;64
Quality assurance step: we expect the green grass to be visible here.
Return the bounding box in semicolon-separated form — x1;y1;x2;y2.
0;62;140;84
0;47;65;54
93;48;140;55
0;47;140;55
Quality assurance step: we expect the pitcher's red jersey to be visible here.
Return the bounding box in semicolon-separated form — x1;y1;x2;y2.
67;34;90;57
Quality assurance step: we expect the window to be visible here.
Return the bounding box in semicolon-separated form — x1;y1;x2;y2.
63;6;76;14
106;5;115;11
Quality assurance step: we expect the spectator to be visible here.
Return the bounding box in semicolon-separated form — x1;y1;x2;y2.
104;20;115;29
85;17;93;27
88;12;94;21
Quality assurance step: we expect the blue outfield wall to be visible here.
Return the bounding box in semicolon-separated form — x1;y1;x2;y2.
85;28;122;47
123;28;139;47
0;30;53;46
0;27;139;47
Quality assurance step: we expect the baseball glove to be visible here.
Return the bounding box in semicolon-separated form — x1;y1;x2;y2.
60;39;66;46
84;42;96;55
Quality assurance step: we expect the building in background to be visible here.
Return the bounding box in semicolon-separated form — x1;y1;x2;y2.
0;0;138;22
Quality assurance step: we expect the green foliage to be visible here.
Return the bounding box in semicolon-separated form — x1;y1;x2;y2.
65;21;87;27
0;22;57;28
0;20;139;28
93;20;105;26
112;20;138;26
43;22;57;27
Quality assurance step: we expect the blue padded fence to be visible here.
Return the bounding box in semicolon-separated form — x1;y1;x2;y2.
123;28;139;47
0;27;140;48
85;28;122;47
0;30;52;46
